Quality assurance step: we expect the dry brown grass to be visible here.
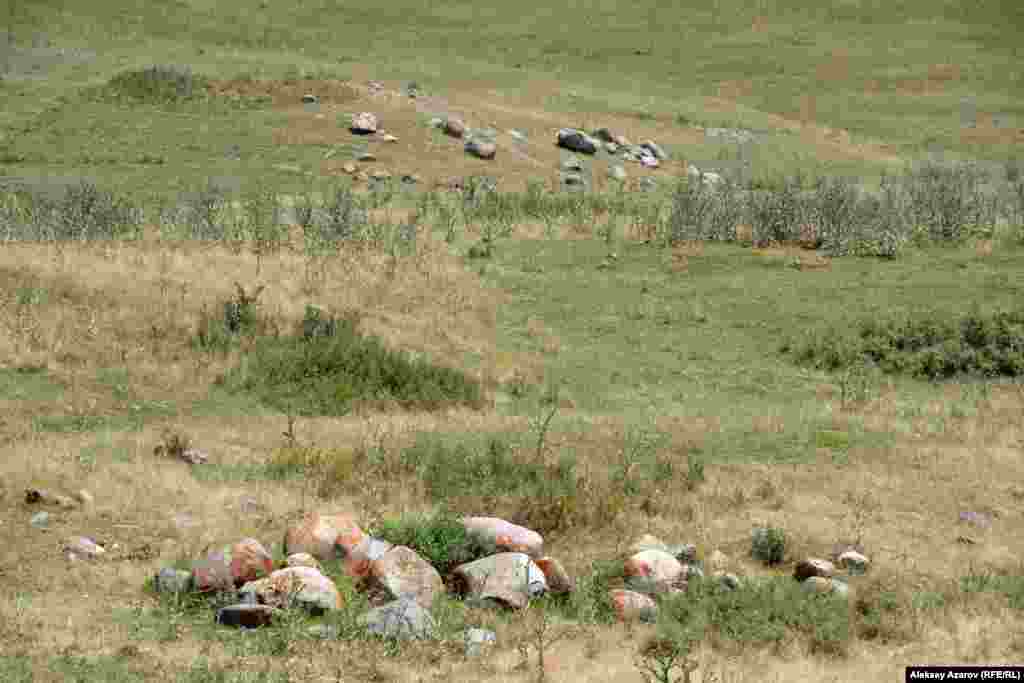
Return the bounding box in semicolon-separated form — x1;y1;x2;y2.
2;78;1024;683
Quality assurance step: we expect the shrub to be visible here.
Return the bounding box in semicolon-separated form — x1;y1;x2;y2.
219;317;483;416
751;526;786;565
101;65;208;104
786;309;1024;380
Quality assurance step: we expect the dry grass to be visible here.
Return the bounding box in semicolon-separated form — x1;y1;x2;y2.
2;72;1024;682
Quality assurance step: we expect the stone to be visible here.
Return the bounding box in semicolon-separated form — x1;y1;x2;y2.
370;170;391;181
461;517;542;558
191;538;274;592
535;557;574;594
350;112;378;135
444;117;466;138
836;551;870;576
794;558;835;582
641;140;668;160
624;549;685;590
380;134;398;143
639;177;658;192
605;142;619;154
30;511;49;528
301;94;318;105
556;128;599;155
216;604;276;629
429;117;444;129
239;566;342;614
591;127;616;143
508;129;527;142
356;152;376;162
284;512;366;564
65;536;105;560
367;545;444;608
609;165;627;181
465;139;496;160
342;162;357;174
452;552;547;609
361;597;437;640
179;447;208;465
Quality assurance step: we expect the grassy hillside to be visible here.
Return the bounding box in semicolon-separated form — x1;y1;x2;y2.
1;1;1023;682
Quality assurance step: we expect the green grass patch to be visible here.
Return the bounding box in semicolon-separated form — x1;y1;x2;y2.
0;656;33;683
961;569;1024;609
785;307;1024;380
396;432;576;507
188;460;307;483
88;65;209;106
49;654;146;683
658;575;850;656
0;365;64;402
218;310;484;416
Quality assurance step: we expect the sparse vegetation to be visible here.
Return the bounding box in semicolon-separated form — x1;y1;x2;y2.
2;1;1023;680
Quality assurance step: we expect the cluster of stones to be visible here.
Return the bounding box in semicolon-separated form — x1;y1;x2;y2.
556;127;668;169
146;512;873;647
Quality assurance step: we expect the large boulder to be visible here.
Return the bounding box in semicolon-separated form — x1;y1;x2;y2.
623;549;686;595
361;597;437;640
239;566;342;614
283;511;366;565
366;546;444;608
191;538;274;592
451;552;547;609
461;517;542;558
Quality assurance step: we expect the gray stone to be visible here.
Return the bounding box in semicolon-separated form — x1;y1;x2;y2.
30;511;49;528
641;140;668;161
361;597;437;640
556;128;598;155
608;165;627;181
